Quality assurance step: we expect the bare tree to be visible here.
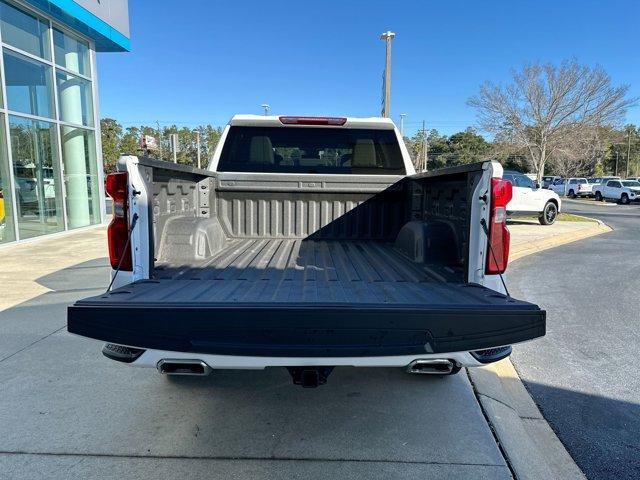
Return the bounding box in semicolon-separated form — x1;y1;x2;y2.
551;129;596;177
468;59;637;182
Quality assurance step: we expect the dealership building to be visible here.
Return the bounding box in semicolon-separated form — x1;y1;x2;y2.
0;0;129;245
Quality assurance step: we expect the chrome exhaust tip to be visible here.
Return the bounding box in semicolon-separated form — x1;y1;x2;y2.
406;359;454;375
157;359;212;376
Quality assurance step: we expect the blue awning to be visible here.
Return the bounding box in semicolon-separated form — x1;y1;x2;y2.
24;0;130;52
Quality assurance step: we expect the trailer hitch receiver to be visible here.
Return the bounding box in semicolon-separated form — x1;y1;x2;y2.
287;366;334;388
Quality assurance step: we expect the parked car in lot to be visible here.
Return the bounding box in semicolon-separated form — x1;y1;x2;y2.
66;115;546;387
592;176;622;201
591;176;620;189
503;170;561;225
595;179;640;204
550;177;593;198
541;175;560;189
626;176;640;182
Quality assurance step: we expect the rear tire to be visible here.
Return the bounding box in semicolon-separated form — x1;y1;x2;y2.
595;191;603;202
569;189;576;199
539;201;558;225
621;193;630;205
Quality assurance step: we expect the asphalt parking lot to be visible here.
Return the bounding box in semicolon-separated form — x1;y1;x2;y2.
0;242;511;480
509;199;640;480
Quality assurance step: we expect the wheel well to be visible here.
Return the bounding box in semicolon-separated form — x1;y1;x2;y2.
540;199;558;215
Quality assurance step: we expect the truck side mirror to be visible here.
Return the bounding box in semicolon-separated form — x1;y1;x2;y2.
534;181;541;189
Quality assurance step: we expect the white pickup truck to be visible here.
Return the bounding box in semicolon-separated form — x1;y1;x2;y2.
67;115;545;387
550;177;593;198
594;179;640;204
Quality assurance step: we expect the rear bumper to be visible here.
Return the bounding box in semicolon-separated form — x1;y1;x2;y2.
68;304;545;358
112;347;489;369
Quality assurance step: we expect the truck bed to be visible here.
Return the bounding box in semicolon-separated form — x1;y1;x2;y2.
67;159;545;358
150;238;460;305
68;238;545;357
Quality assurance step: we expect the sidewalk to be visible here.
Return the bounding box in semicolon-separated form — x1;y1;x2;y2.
0;226;106;311
508;218;610;261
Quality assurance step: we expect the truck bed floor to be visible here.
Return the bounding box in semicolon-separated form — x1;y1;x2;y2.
108;239;505;307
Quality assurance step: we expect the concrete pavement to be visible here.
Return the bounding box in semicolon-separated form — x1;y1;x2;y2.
0;226;106;311
507;217;611;261
0;227;511;479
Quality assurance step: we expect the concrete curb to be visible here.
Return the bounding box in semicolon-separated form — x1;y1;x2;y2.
563;198;617;207
468;218;610;479
510;219;611;262
468;361;586;480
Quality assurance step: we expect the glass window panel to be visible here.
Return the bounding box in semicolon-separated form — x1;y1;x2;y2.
0;0;50;59
9;115;63;239
0;114;16;243
3;50;54;118
53;27;89;76
56;71;93;126
60;126;99;228
0;55;3;108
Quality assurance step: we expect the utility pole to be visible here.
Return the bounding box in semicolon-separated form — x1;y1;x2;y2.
156;121;163;160
399;113;406;136
170;133;179;163
261;103;270;116
615;151;619;176
422;120;428;172
380;31;395;118
195;129;201;169
626;128;632;178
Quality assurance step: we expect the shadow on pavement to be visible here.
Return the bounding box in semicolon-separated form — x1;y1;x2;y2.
35;257;110;292
519;380;640;480
506;219;540;225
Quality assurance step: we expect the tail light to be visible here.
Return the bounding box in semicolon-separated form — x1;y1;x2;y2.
486;177;512;274
279;116;347;126
105;172;132;271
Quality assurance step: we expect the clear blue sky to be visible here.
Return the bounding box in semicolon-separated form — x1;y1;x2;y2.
97;0;640;136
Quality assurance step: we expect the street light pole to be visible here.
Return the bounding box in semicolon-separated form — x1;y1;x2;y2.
195;129;201;169
380;31;395;118
156;120;163;160
399;113;406;136
422;120;428;172
261;103;270;116
626;128;632;178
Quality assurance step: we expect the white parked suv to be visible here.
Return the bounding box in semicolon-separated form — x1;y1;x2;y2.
595;179;640;204
550;177;593;198
503;170;562;225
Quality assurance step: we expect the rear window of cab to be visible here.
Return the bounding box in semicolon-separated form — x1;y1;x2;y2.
217;126;406;175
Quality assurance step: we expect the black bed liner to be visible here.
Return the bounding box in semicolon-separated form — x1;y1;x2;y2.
68;239;545;357
151;238;463;303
